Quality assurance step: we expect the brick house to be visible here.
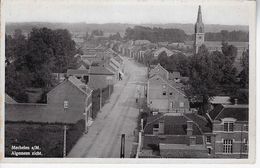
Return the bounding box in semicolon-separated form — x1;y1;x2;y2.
206;104;249;158
147;74;190;113
140;113;212;158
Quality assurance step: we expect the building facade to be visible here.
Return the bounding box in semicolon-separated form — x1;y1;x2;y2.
147;74;190;113
206;104;249;158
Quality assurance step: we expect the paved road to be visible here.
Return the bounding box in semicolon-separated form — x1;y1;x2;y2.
67;57;147;158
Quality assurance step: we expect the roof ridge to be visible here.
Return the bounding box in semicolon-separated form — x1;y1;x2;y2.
183;114;203;135
214;104;225;121
154;74;185;96
144;114;165;132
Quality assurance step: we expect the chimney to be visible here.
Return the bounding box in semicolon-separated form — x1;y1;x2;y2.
187;120;193;136
234;98;238;105
159;120;164;134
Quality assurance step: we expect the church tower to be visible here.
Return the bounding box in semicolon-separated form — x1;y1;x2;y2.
194;5;205;54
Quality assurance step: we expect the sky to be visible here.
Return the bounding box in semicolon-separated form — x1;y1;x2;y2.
4;0;252;25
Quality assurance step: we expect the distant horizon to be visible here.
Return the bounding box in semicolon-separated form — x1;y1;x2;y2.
5;21;249;27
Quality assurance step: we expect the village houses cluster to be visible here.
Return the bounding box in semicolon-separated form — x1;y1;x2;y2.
6;44;125;136
5;6;249;158
115;6;249;158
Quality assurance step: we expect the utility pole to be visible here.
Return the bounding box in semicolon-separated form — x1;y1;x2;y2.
120;134;125;158
108;79;110;98
63;100;68;157
100;88;102;111
63;125;67;157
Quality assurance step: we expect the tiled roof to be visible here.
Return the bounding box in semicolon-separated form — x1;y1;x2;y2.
67;69;89;75
144;114;202;135
143;135;204;150
153;47;174;57
89;65;115;75
149;74;185;96
68;76;92;95
5;93;17;104
209;96;231;105
208;104;248;121
88;75;109;90
184;113;212;133
105;64;117;74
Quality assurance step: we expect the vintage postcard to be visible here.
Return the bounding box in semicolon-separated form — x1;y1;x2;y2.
0;0;256;163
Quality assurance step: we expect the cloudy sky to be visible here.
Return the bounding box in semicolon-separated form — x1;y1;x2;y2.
5;0;252;25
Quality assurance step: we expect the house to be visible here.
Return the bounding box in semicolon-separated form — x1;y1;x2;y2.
67;69;89;84
206;104;248;158
77;59;92;70
6;76;93;131
147;74;190;113
153;47;174;58
88;65;116;90
149;64;169;80
140;113;212;158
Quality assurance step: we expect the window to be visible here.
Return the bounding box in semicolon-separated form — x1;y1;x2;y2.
223;139;233;153
244;124;248;132
206;136;211;144
244;139;248;153
153;124;159;128
162;91;166;96
224;122;234;132
179;102;184;107
64;100;69;109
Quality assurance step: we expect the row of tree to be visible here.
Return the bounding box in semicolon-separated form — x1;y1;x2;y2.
205;30;249;42
124;26;186;43
5;28;78;102
125;26;249;43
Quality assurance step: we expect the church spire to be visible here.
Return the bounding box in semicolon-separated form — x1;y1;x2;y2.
195;5;204;33
197;5;202;23
194;5;205;54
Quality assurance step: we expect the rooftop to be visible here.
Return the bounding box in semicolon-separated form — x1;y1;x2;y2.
208;104;248;121
89;65;115;75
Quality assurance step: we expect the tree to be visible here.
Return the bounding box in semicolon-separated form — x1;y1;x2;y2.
157;51;168;68
239;49;249;88
109;32;122;41
186;45;216;114
51;29;77;73
91;29;104;36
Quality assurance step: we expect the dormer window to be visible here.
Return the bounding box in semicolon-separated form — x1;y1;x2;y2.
224;122;234;132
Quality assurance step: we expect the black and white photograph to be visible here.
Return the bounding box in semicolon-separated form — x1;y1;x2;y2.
0;0;256;162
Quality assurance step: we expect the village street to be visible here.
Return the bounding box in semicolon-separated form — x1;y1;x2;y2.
67;57;147;158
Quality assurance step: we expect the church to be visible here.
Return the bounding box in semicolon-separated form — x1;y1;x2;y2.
194;5;205;54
